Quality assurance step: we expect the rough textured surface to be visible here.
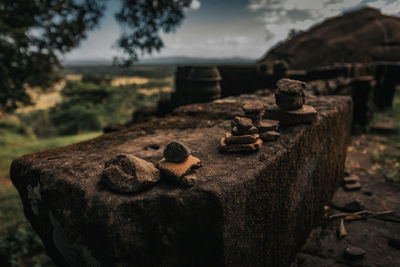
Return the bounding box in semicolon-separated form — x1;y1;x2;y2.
264;104;317;125
219;137;263;152
10;94;352;267
101;154;160;194
256;119;279;132
232;116;253;131
225;133;259;144
156;155;202;178
275;79;306;110
163;141;191;163
260;131;280;141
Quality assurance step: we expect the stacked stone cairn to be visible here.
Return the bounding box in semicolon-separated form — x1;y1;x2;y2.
265;78;317;125
156;141;202;187
220;102;280;152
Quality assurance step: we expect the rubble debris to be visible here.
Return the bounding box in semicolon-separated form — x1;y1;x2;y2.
231;125;259;136
225;133;260;144
275;79;306;110
260;131;280;141
344;246;366;259
343;175;360;184
264;104;317;125
163;141;191;163
256;119;279;132
331;199;364;212
101;154;160;193
220;138;263;152
242;102;265;123
344;182;362;191
232;116;253;131
370;121;398;135
337;218;347;239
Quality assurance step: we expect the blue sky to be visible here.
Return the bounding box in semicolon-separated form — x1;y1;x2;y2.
63;0;400;62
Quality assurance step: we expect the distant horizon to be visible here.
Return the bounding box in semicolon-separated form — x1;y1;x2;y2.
62;0;400;63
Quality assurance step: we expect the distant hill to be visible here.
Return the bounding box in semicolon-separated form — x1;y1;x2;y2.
63;56;255;66
257;7;400;69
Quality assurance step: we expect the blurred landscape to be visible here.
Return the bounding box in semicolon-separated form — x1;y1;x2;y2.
0;62;176;266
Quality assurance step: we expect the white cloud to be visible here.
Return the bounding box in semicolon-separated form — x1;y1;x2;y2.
247;0;400;52
189;0;201;10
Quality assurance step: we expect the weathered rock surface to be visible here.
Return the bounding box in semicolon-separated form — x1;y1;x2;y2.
101;154;160;193
260;131;280;141
232;116;253;131
156;155;202;178
10;94;352;267
344;246;366;259
163;141;191;163
275;79;306;110
232;125;258;136
264;104;317;125
256;119;279;132
220;137;263;152
225;133;259;144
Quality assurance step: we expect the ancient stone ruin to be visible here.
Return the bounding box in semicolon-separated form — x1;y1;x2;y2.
11;80;352;266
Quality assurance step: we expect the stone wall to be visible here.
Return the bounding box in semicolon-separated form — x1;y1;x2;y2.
11;94;352;267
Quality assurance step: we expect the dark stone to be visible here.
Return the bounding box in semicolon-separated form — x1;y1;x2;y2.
101;154;160;193
225;133;259;144
10;94;352;267
220;137;263;152
344;246;366;259
388;237;400;250
344;182;362;191
260;131;280;141
163;141;191;163
370;121;397;135
256;119;279;132
331;199;364;212
351;76;374;128
232;116;253;131
343;176;360;184
243;102;264;113
275;79;306;110
232;125;259;136
156;155;202;179
264;104;317;125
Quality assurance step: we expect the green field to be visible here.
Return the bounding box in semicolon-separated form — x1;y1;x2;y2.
0;66;175;266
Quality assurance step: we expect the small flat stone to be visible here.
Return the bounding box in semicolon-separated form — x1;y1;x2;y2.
220;137;263;152
156;155;202;178
344;246;366;259
343;176;360;184
163;141;191;163
232;125;259;136
264;104;317;125
101;154;160;193
243;102;264;113
232;116;253;131
256;119;279;132
332;199;364;212
179;174;198;187
260;131;280;141
370;121;397;135
344;182;361;191
225;133;260;144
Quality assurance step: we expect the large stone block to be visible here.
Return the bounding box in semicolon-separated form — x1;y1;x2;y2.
11;95;352;267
